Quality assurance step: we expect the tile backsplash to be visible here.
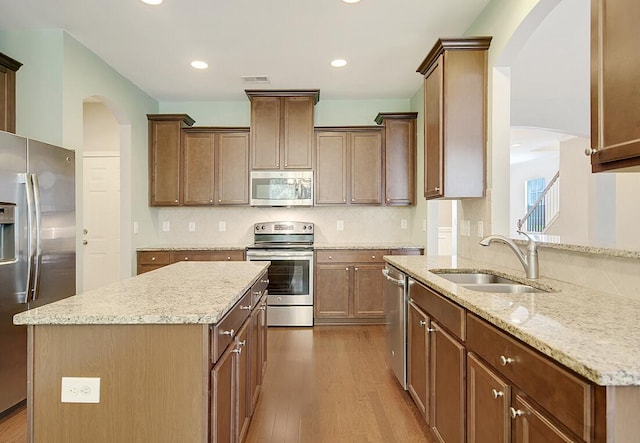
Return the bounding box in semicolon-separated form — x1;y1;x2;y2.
154;206;423;246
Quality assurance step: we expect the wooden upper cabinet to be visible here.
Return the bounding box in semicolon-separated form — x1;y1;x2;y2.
217;132;249;205
375;112;418;206
148;114;195;206
417;37;491;200
246;90;319;170
589;0;640;172
182;131;215;205
0;53;22;134
315;127;383;206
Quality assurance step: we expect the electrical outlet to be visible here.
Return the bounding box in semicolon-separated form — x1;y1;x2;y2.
477;221;484;237
161;221;170;232
61;377;100;403
188;222;196;232
422;219;427;231
218;221;226;232
336;220;344;231
133;221;139;234
400;219;408;229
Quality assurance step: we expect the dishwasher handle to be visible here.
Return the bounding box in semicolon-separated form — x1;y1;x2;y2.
382;268;405;287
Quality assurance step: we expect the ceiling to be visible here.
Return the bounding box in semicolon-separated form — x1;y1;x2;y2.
0;0;491;102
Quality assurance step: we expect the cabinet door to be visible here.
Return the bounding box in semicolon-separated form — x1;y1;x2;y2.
408;301;430;420
430;320;466;443
512;394;577;443
211;344;235;443
217;132;249;205
590;0;640;172
182;131;215;205
314;264;350;318
424;55;444;199
249;306;261;416
283;96;314;169
467;353;510;443
352;263;385;318
251;96;281;169
350;131;383;204
149;119;183;205
315;132;348;204
258;295;268;382
385;117;416;205
235;322;250;443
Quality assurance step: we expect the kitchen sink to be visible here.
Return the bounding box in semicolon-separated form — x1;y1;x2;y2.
431;270;551;293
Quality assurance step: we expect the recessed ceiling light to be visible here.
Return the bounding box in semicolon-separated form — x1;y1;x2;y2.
331;59;347;68
191;60;208;70
141;0;163;5
342;0;361;3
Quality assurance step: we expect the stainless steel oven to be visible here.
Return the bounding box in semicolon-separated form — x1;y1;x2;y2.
246;221;314;326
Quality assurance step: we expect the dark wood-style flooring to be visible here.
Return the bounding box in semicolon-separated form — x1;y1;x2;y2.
0;325;432;443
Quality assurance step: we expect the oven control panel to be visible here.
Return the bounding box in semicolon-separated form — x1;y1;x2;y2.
254;221;314;234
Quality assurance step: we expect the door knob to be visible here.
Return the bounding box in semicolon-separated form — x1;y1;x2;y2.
83;240;88;245
83;228;88;234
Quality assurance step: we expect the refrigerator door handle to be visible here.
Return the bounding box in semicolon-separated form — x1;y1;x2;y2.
31;173;43;301
21;173;35;304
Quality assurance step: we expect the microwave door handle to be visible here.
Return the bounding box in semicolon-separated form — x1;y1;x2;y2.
21;173;35;304
31;174;43;301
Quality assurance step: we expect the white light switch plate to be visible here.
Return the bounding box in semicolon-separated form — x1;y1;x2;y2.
61;377;100;403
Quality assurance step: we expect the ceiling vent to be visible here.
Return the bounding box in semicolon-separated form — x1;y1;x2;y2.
241;75;270;84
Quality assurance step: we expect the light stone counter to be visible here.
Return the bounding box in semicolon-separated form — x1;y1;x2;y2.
385;254;640;386
314;243;424;250
13;261;269;325
138;245;247;251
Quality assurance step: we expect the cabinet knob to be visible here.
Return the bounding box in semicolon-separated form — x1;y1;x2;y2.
491;389;504;399
328;256;333;260
355;267;359;271
218;199;222;203
238;340;246;347
151;257;156;261
434;187;440;192
419;320;427;326
227;256;231;260
210;199;213;203
221;329;235;336
184;257;189;260
174;200;178;203
426;327;436;333
371;255;376;259
509;407;525;419
499;355;515;366
351;198;355;202
240;305;252;310
345;267;349;271
585;148;596;156
232;347;243;355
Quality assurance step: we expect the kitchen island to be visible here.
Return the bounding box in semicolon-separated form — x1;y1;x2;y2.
13;261;269;443
385;254;640;442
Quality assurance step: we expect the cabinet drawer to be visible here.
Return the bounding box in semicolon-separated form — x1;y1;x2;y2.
137;251;171;265
391;248;423;256
210;250;245;261
170;251;212;262
250;272;269;305
211;290;253;363
467;314;592;441
409;279;465;341
315;249;388;263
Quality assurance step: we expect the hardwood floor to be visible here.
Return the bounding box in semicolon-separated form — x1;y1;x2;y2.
0;403;27;443
245;325;433;443
0;326;432;443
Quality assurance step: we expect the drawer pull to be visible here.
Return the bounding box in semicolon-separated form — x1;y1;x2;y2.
221;329;235;336
491;389;504;399
232;347;243;355
427;327;436;333
500;355;515;366
238;340;246;347
259;306;267;311
240;305;252;310
419;320;427;326
509;407;525;419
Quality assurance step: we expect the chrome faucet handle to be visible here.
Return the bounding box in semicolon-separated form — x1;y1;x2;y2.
516;230;538;252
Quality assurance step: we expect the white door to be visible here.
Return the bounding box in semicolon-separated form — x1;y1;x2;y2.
82;153;120;291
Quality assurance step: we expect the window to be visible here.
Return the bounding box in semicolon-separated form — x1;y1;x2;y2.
525;178;546;232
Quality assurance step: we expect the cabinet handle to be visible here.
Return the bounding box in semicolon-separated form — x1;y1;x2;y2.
259;305;267;311
500;355;515;366
491;389;504;399
419;320;427;326
434;187;440;192
238;340;246;347
427;327;436;333
221;329;235;336
232;347;243;355
509;407;525;419
240;305;252;310
585;148;596;156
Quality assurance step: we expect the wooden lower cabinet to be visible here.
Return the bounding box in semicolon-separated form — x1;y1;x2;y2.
137;249;245;274
512;394;577;443
430;320;466;443
408;301;430;419
212;341;235;443
236;321;251;443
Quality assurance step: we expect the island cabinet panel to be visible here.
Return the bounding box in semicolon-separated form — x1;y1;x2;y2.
590;0;640;172
408;301;430;420
246;90;319;170
417;37;491;199
30;324;208;443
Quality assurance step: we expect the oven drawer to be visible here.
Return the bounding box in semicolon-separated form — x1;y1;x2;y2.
210;290;253;363
268;294;313;306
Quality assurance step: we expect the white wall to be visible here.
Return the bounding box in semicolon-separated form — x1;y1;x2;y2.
83;102;119;151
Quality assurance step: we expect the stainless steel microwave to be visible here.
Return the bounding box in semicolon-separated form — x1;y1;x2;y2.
250;171;313;206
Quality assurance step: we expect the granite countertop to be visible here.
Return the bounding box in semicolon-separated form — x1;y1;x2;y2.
138;245;248;251
313;243;424;250
13;261;269;326
384;255;640;386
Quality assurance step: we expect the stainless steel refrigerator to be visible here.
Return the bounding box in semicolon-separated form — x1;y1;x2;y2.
0;130;76;415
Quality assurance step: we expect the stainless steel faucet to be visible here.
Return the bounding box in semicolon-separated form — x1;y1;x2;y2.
479;231;539;279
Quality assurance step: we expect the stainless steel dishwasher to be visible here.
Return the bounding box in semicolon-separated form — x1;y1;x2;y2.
382;265;408;389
